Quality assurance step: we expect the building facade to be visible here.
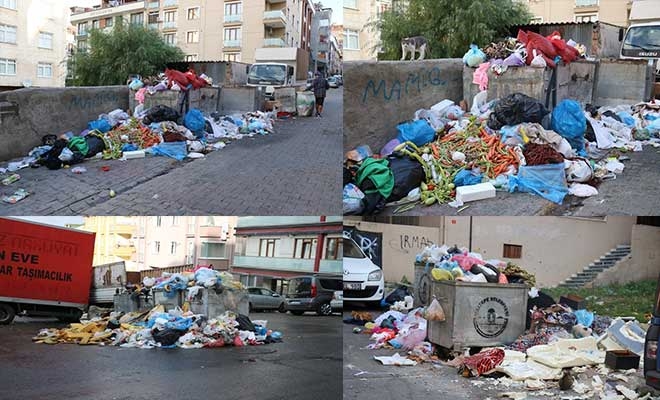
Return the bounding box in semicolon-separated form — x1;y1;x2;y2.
518;0;633;27
70;0;315;64
81;216;138;267
0;0;70;89
342;0;390;61
232;216;343;292
344;216;647;287
310;6;332;74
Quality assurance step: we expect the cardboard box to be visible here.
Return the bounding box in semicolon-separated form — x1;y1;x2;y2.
605;350;640;370
559;294;585;310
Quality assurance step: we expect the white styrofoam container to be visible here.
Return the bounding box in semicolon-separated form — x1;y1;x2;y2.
123;150;146;159
456;182;496;203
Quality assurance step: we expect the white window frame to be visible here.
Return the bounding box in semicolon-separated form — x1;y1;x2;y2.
186;30;199;43
225;2;242;16
38;32;53;49
185;54;198;61
223;53;241;62
344;28;359;50
163;32;177;45
37;62;53;78
343;0;357;9
130;12;144;25
0;58;16;76
78;22;88;35
224;27;241;41
164;10;176;22
171;216;179;226
170;241;177;255
0;24;16;44
153;241;160;254
187;6;200;20
201;242;227;259
105;17;114;27
0;0;17;10
575;13;598;23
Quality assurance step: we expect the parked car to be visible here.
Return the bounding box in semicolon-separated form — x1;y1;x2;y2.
247;287;286;313
333;75;343;86
285;275;343;316
327;76;339;88
342;234;384;306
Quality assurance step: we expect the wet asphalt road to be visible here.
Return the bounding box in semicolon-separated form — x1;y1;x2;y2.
0;312;341;400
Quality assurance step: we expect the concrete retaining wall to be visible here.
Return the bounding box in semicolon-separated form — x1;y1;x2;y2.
344;59;464;152
0;86;128;161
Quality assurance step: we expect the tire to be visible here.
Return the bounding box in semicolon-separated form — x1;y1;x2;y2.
278;303;286;313
317;302;332;316
290;310;304;316
0;303;16;325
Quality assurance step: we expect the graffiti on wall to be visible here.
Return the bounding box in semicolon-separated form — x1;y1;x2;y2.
343;227;383;268
361;66;447;104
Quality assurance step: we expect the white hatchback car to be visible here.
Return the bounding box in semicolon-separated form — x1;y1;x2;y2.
342;234;384;304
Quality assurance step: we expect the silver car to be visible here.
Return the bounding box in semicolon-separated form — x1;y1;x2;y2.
247;287;287;313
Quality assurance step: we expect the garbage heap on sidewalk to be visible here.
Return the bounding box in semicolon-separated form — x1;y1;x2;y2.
33;267;283;349
345;244;652;399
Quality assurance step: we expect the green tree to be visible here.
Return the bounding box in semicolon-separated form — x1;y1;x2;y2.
371;0;532;60
70;22;185;86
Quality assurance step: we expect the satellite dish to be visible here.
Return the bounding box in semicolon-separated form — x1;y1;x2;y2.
22;80;32;88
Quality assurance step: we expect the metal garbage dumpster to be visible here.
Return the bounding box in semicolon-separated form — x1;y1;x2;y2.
415;266;528;350
152;289;185;311
187;287;249;317
113;292;154;313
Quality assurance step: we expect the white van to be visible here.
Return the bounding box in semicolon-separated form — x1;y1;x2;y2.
343;234;384;304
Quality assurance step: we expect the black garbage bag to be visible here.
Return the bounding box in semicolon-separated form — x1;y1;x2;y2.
343;167;354;186
585;119;596;142
152;328;185;346
358;178;387;215
487;93;550;130
84;134;106;158
386;153;425;203
526;291;555;329
42;134;57;146
384;285;411;305
236;314;256;332
42;139;68;170
143;105;181;125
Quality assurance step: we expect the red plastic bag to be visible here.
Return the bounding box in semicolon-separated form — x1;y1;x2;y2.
165;68;190;89
547;31;579;64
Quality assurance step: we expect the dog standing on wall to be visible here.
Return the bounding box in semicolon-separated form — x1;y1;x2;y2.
400;36;429;61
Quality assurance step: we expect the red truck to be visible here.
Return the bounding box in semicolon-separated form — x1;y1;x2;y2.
0;217;96;324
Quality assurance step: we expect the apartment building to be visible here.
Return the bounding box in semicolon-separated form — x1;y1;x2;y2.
0;0;70;89
231;217;343;292
311;7;332;75
70;0;315;64
80;216;138;267
519;0;633;27
342;0;391;61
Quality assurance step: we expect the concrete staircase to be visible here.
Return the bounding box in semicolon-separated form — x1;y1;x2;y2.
557;245;632;288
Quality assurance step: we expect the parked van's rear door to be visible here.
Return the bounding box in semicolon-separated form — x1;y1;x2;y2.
287;277;312;299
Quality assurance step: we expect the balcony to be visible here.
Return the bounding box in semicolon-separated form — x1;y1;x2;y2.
163;0;177;8
264;38;286;47
198;226;226;238
233;256;341;274
149;22;159;29
224;14;242;23
163;21;177;29
77;31;88;37
147;1;159;9
263;10;286;28
114;245;135;258
224;39;241;48
575;0;598;6
110;224;135;235
267;0;286;3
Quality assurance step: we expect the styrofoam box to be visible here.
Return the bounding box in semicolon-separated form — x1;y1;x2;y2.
456;182;496;203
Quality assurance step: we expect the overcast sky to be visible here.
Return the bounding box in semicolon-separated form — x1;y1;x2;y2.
67;0;343;24
12;216;85;228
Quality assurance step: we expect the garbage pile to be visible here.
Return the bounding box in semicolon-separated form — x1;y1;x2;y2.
143;266;245;293
33;306;282;349
343;93;660;215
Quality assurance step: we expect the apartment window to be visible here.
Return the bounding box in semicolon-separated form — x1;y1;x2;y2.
223;53;241;62
148;12;159;24
155;216;162;227
37;63;52;78
326;237;341;260
138;252;145;262
343;0;357;8
344;29;359;50
201;242;227;258
0;0;16;10
164;10;176;22
187;216;196;233
575;13;598;23
163;33;177;45
503;244;523;259
186;31;199;43
153;241;161;254
0;24;16;44
185;54;198;61
225;2;242;16
0;58;16;75
531;16;543;23
38;32;53;49
187;7;200;20
105;17;114;27
77;40;88;51
186;239;195;264
294;238;316;259
130;12;144;25
170;241;177;255
259;239;278;257
78;22;88;35
92;20;100;29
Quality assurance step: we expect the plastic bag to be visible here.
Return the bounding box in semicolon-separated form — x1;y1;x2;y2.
463;44;486;68
574;309;594;327
551;99;586;154
343;183;365;215
128;78;144;91
88;118;112;133
426;298;446;322
471;91;488;115
530;49;547;68
386;155;425;202
473;62;490;91
503;51;525;67
508;163;568;204
149;142;187;161
488;93;549;130
380;138;401;158
616;111;635;127
454;169;482;187
396;119;435;146
184;109;205;136
564;158;593;183
296;91;315;117
143;105;181;125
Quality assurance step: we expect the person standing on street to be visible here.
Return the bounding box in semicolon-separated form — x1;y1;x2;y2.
309;72;330;118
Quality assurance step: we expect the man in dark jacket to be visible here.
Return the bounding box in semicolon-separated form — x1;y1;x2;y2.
309;72;330;118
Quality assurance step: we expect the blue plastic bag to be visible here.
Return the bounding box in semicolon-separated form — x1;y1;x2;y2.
396;119;435;146
616;111;635;127
463;44;486;68
508;163;568;204
88;118;112;133
149;141;187;161
184;109;205;134
574;309;594;328
454;169;482;187
551;100;586;153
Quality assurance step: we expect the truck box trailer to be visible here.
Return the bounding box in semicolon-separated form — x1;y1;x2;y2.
0;217;96;324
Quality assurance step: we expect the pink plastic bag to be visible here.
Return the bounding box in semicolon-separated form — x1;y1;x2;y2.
472;62;490;91
451;254;486;271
